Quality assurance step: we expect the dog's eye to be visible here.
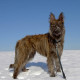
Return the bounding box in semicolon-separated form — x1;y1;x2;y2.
58;21;64;26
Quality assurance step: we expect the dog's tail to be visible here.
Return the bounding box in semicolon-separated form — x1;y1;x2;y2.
9;64;14;68
9;42;18;69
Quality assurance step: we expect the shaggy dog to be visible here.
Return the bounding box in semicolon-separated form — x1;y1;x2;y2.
9;13;65;79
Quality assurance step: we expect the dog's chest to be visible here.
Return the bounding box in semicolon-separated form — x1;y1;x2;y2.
50;42;63;56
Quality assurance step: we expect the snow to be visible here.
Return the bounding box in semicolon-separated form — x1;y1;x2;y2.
0;50;80;80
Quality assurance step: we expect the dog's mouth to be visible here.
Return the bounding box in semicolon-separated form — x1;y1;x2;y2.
49;29;62;40
52;31;62;41
53;31;61;37
53;32;61;36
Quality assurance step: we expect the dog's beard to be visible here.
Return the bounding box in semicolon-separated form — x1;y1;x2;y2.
49;29;62;41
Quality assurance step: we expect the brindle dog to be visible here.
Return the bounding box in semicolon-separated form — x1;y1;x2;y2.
9;13;65;79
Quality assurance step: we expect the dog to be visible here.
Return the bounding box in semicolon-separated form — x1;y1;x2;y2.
9;12;65;79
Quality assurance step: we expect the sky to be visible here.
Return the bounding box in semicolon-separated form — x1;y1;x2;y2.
0;0;80;51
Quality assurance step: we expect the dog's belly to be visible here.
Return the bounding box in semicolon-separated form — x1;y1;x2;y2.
36;46;48;57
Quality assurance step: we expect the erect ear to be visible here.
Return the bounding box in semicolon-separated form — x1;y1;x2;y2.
58;12;64;21
50;13;55;23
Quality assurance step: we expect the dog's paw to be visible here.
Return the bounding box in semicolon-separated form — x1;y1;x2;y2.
50;73;56;77
13;74;17;79
22;68;29;72
57;68;61;72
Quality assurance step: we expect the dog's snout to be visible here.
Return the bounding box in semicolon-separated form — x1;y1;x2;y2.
54;27;60;33
53;26;61;37
55;26;60;31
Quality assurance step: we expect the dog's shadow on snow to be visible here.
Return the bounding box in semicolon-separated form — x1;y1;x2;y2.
25;62;48;72
9;62;48;73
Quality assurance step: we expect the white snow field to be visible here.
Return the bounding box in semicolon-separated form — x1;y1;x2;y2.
0;50;80;80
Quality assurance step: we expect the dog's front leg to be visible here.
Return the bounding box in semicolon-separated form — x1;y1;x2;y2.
55;58;61;72
47;54;55;77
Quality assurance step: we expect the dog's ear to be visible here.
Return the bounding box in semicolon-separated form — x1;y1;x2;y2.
58;12;64;21
50;13;55;23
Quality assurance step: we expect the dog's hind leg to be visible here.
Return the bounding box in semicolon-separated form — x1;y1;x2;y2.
22;50;36;72
13;50;27;79
13;57;27;79
22;66;29;72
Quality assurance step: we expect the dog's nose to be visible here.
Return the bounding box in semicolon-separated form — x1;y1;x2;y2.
54;26;61;36
54;27;60;33
55;26;60;32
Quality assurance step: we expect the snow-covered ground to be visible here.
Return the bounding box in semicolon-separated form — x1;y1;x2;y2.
0;50;80;80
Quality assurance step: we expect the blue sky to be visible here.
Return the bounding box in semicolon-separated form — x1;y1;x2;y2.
0;0;80;51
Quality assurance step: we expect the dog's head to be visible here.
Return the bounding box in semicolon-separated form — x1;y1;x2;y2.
49;12;65;41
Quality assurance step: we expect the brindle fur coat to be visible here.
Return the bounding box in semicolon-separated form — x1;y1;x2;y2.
9;13;65;79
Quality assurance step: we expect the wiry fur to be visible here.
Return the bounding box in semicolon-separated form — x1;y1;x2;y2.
9;13;65;79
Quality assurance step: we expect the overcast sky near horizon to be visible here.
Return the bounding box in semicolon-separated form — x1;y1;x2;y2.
0;0;80;51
